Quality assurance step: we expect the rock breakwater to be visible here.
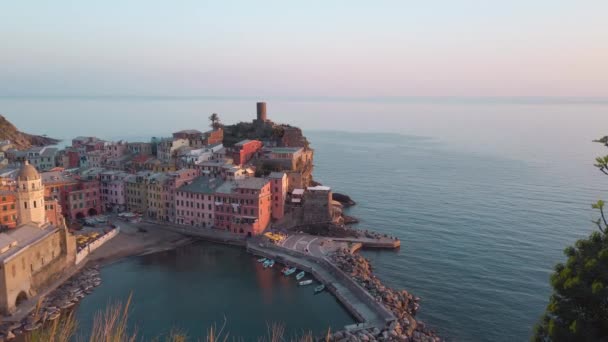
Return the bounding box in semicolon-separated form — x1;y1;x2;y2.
329;248;441;342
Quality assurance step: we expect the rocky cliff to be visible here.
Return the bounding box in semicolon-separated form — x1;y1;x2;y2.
0;115;60;149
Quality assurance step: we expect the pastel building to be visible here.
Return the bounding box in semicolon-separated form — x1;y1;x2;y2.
146;169;198;222
15;147;59;171
0;162;77;315
268;172;288;221
124;171;152;213
229;140;263;166
214;178;271;236
0;190;17;229
175;176;223;228
99;171;129;212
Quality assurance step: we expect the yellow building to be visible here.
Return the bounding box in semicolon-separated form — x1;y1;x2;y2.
0;162;76;315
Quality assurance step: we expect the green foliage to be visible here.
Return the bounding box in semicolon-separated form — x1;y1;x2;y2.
534;139;608;341
594;156;608;175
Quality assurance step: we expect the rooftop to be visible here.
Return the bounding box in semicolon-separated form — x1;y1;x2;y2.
174;129;203;135
268;172;286;179
215;178;269;194
178;176;223;194
235;139;253;146
41;171;77;184
265;147;303;154
308;185;331;191
0;224;59;263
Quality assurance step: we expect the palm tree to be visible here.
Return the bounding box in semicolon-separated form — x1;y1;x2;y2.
209;113;222;130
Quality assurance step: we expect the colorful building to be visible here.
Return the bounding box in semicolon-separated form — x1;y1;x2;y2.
213;178;271;236
230;140;263;166
268;172;288;221
175;176;223;228
0;190;17;229
99;171;129;212
124;171;152;214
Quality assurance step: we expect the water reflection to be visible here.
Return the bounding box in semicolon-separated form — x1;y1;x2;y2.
75;241;354;340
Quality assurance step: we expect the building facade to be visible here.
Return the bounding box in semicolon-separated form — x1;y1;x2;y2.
0;162;77;315
213;178;271;236
175;177;222;228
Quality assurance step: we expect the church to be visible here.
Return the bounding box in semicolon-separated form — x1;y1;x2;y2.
0;162;76;315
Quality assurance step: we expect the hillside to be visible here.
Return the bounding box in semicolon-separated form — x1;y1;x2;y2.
0;114;60;149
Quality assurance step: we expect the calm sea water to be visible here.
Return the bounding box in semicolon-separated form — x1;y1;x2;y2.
74;241;353;340
2;97;608;341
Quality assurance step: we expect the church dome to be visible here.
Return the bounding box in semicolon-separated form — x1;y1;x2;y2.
17;161;40;181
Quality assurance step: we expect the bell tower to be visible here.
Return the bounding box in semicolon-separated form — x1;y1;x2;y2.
16;161;46;227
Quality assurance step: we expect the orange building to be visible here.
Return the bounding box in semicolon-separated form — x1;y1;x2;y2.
44;198;65;228
213;178;271;236
0;190;17;229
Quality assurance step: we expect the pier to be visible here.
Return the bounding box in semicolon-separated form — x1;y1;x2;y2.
247;241;396;332
135;220;399;332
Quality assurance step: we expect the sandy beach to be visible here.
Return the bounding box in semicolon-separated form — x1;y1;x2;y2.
87;218;195;266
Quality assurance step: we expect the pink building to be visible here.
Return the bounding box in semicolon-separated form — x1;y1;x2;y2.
214;178;271;236
164;168;199;222
100;171;129;212
175;176;223;228
104;141;128;159
268;172;288;221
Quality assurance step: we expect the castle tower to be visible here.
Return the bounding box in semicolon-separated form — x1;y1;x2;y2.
16;161;46;227
256;102;267;122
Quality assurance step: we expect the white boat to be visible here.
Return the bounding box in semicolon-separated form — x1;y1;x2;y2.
314;284;326;293
257;258;267;263
284;267;297;276
267;260;275;268
263;260;271;268
296;271;306;280
299;280;313;286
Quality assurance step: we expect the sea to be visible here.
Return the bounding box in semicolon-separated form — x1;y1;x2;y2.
1;96;607;341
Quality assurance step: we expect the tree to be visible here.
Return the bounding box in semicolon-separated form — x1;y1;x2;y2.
209;113;222;130
533;140;608;341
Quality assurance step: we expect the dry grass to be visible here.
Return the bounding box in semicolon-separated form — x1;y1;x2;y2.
25;296;333;342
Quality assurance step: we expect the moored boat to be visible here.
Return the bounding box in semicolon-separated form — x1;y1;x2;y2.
267;260;275;268
263;260;271;268
296;271;306;280
299;280;313;286
284;267;297;276
314;284;326;293
257;258;267;263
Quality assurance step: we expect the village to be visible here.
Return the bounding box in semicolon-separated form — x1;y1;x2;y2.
0;104;441;342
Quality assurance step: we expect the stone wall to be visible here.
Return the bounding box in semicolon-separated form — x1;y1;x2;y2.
75;228;119;264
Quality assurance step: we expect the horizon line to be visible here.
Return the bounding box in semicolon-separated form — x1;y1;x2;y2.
1;95;608;105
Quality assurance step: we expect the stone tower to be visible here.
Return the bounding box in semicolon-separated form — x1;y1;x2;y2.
16;161;46;227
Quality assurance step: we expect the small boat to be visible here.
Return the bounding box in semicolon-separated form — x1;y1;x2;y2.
314;285;326;293
299;280;313;286
284;267;297;276
267;260;275;268
257;258;267;263
296;271;306;280
263;260;271;268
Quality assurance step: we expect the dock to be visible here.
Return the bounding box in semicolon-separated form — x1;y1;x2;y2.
247;241;396;331
330;237;400;249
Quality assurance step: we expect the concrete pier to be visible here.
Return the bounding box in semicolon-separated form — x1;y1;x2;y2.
247;242;396;331
330;237;400;249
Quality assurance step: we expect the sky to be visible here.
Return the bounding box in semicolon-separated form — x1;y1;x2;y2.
1;1;607;98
